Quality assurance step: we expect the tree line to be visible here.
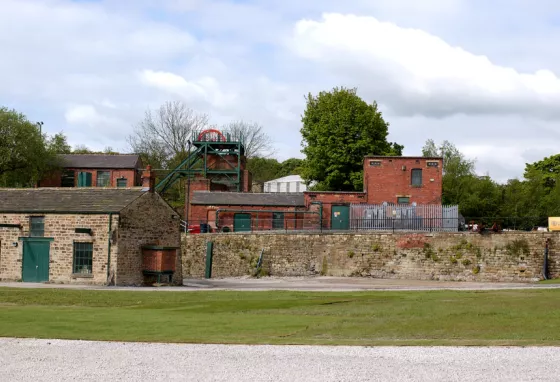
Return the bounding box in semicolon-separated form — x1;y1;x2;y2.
2;87;559;226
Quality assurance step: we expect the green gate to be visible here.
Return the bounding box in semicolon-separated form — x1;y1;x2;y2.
233;213;252;232
22;238;53;282
331;205;350;230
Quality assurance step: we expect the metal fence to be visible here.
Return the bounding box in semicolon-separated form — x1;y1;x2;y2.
350;204;460;232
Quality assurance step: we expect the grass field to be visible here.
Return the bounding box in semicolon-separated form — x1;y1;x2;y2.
0;288;559;346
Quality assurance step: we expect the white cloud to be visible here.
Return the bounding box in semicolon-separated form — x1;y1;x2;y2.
290;13;560;120
2;0;560;182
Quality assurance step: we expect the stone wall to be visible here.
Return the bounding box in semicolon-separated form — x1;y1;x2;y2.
182;231;560;282
118;192;182;286
0;213;118;284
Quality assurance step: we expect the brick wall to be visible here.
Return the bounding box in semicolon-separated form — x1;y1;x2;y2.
182;232;560;282
363;157;443;204
39;168;139;188
118;193;182;286
0;213;118;284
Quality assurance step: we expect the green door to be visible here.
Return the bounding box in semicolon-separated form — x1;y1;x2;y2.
331;205;350;230
22;239;51;282
77;172;92;187
233;213;252;232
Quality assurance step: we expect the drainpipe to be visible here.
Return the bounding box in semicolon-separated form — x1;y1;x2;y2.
543;240;549;280
310;201;323;232
106;213;113;284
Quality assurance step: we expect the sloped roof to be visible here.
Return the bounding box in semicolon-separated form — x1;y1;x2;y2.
191;191;305;207
0;188;146;213
60;154;142;169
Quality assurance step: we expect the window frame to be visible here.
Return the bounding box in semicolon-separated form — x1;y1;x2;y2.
73;242;93;274
411;168;423;187
397;197;410;205
96;171;111;187
29;216;45;237
116;178;128;188
272;212;285;230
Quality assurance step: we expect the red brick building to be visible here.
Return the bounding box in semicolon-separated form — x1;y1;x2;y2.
185;155;444;231
39;154;143;188
363;156;443;205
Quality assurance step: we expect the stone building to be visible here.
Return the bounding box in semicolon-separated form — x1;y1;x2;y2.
0;184;181;285
38;154;144;188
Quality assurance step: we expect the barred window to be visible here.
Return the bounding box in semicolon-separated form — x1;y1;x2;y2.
96;171;111;187
116;178;128;188
73;242;93;274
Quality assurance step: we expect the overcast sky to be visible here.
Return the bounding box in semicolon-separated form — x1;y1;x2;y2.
2;0;560;183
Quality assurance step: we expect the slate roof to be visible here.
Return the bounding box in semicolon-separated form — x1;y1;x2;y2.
60;154;142;169
0;188;147;213
191;191;305;207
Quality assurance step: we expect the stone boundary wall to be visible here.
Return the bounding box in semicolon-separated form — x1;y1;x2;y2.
182;232;560;283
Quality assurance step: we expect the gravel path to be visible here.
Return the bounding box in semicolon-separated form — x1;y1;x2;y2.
1;338;559;381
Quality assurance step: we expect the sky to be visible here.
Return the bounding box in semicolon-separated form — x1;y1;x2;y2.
2;0;560;183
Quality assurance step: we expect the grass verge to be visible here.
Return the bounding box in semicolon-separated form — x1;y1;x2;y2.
0;288;559;346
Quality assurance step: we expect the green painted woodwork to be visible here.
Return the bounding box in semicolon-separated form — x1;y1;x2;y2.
331;205;350;230
233;213;252;232
22;238;51;282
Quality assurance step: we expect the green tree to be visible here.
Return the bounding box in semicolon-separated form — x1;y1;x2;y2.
246;157;281;183
277;158;304;178
523;154;560;190
422;139;476;205
300;87;403;191
46;133;72;154
0;107;58;187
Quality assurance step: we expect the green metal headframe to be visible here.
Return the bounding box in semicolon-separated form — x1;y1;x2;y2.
154;129;246;194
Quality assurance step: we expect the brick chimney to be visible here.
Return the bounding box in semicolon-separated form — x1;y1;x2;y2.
142;165;156;192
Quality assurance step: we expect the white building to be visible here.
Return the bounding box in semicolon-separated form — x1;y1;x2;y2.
263;175;313;193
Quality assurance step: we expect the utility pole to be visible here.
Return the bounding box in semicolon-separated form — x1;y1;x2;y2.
185;139;192;227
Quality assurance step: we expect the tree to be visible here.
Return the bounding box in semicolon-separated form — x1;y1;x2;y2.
246;157;281;183
221;120;273;158
0;107;58;187
422;139;476;205
523;154;560;190
300;87;403;191
46;133;72;154
128;100;209;168
277;158;304;178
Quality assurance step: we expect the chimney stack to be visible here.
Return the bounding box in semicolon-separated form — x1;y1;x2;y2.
142;165;156;192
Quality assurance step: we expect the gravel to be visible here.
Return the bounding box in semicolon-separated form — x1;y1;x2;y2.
1;338;559;381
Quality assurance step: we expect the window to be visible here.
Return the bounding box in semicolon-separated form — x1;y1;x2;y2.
116;178;128;188
411;169;422;187
272;212;285;230
29;216;45;237
96;171;111;187
73;242;93;274
397;197;410;205
61;170;75;187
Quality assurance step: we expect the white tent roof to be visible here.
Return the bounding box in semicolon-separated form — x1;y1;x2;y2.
264;175;304;184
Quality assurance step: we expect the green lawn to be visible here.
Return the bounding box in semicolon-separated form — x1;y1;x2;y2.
0;288;559;346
